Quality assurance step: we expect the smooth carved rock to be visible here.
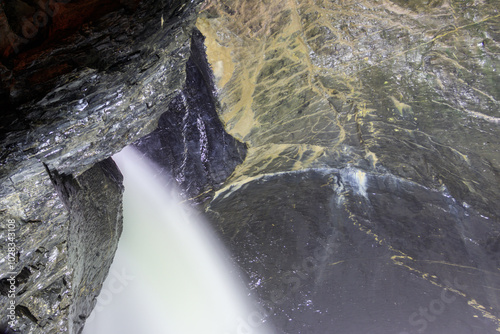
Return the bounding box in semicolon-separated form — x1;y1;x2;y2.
198;0;500;217
198;0;500;332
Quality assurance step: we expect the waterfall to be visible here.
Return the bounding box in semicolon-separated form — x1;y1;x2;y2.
82;146;271;334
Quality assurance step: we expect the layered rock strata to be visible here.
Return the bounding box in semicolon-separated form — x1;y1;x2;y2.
0;0;499;333
0;0;202;332
133;29;247;203
197;0;500;332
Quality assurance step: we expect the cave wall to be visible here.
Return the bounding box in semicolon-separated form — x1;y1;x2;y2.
196;0;500;333
0;0;499;333
48;158;124;334
133;28;247;203
0;0;203;333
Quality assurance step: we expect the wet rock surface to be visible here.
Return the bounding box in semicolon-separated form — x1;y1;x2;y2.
47;158;124;334
208;169;500;333
0;0;498;333
198;0;500;332
133;29;247;203
0;158;124;334
0;0;202;332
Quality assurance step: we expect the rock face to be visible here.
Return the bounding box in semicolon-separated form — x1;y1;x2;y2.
196;0;500;333
1;158;124;334
133;29;247;203
0;0;202;333
0;0;499;333
47;158;124;334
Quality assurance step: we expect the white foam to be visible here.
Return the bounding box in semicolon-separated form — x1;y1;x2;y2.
83;146;272;334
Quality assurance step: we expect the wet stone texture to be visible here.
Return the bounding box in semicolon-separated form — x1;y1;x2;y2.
0;0;499;333
209;169;500;333
133;29;247;204
0;0;202;333
198;0;500;333
47;158;124;334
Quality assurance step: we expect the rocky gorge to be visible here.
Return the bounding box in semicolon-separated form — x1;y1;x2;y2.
0;0;499;333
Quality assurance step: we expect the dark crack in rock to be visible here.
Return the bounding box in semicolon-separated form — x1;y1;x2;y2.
133;28;247;204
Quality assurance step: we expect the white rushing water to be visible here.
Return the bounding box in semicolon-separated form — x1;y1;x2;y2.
82;146;271;334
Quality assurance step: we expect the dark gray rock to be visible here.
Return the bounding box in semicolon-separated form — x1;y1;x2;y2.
47;158;123;334
197;0;500;333
208;168;500;333
133;28;247;203
0;158;123;334
0;0;202;333
0;0;499;333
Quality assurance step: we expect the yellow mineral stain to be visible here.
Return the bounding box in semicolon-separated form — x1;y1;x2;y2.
365;150;379;168
468;299;500;332
389;255;500;330
198;0;359;143
196;15;260;139
409;259;500;276
390;96;412;116
355;13;500;75
292;145;326;171
435;76;445;90
328;260;345;266
230;106;257;140
180;187;214;204
321;174;338;188
358;102;376;117
198;2;500;330
196;17;235;90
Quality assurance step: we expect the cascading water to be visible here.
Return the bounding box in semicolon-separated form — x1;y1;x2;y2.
82;146;272;334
